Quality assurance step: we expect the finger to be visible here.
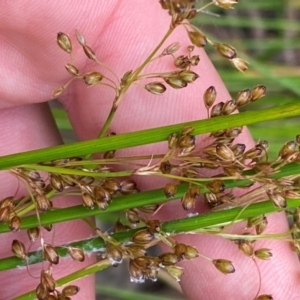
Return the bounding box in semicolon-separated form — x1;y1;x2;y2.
58;1;300;299
0;103;95;299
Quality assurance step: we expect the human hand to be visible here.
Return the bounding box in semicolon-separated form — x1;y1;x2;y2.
0;1;299;299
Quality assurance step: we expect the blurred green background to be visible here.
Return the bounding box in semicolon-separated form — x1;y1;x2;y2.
50;1;300;299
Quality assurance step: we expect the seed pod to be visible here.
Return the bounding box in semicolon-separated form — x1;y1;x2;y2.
206;180;225;194
190;55;200;66
256;216;268;235
237;240;254;256
212;259;235;274
251;85;266;101
83;71;103;86
174;55;191;69
181;127;194;136
65;63;80;76
0;206;11;223
278;141;297;160
83;45;97;60
62;285;80;297
267;189;286;208
213;43;236;59
159;252;180;266
126;244;147;257
164;183;177;198
43;243;59;265
168;133;178;149
50;174;64;192
36;194;50;212
216;144;235;162
236;89;251;107
52;85;66;98
165;265;184;281
9;215;21;232
134;256;159;269
210;102;224;118
57;32;72;53
254;248;272;260
159;160;172;174
129;259;144;283
146;220;161;234
213;0;238;9
231;143;246;156
188;31;207;47
12;239;27;260
68;246;85;262
126;210;140;225
179;70;199;83
203;86;217;109
145;82;167;95
161;42;181;56
41;270;56;292
185;245;199;259
164;76;187;89
27;227;40;243
230;57;248;72
106;243;123;265
177;134;195;148
114;219;127;233
93;186;112;203
75;29;86;46
131;229;154;244
204;193;220;208
144;268;158;282
102;179;121;194
181;191;195;210
120;179;137;195
0;196;13;209
222;100;237;115
36;283;48;300
255;295;273;300
174;243;187;258
81;192;94;209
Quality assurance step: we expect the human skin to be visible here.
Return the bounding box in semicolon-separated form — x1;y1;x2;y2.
0;1;299;299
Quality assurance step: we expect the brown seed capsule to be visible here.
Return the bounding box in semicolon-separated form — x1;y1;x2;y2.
12;239;27;260
177;134;195;148
181;191;195;210
222;100;237;115
210;102;224;118
213;43;236;59
93;186;112;203
83;71;103;85
0;206;11;223
146;220;161;234
230;57;248;72
9;215;21;232
145;82;167;95
185;245;199;259
144;268;158;282
0;196;13;209
43;243;59;265
36;194;50;212
204;193;220;208
254;248;273;260
81;192;95;209
52;86;65;98
57;32;72;53
213;0;238;9
102;179;121;194
159;252;180;266
251;85;266;101
212;259;235;274
27;227;40;243
113;219;127;233
206;180;225;194
255;295;273;300
50;174;64;192
159;160;172;174
216;144;235;162
203;86;217;109
68;246;85;262
106;243;123;265
256;216;268;235
41;270;56;292
65;63;80;76
165;265;184;281
164;183;177;198
126;210;140;225
131;229;154;244
36;282;49;300
161;42;181;56
237;240;254;257
179;70;199;83
126;244;147;258
62;285;80;297
174;55;191;69
188;31;207;47
164;76;187;89
267;189;286;208
120;179;137;195
83;45;97;61
129;259;144;283
174;243;187;258
278;141;297;160
235;89;251;107
190;55;200;66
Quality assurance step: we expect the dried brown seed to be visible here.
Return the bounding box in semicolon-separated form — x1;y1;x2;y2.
206;180;225;194
68;246;85;262
254;248;272;260
216;144;235;162
0;206;11;223
126;244;147;258
131;229;154;244
114;219;127;233
138;204;159;214
65;63;80;76
174;55;191;69
203;86;217;109
62;285;80;297
129;259;144;283
251;85;266;101
159;252;180;266
126;210;140;225
236;89;251;107
185;245;199;259
9;215;21;232
146;220;161;234
120;179;137;195
230;57;248;72
145;82;167;95
222;100;237;115
188;31;207;47
36;194;50;212
179;70;199;83
181;191;195;210
278;141;297;160
164;183;177;198
0;196;13;209
106;242;123;265
144;268;158;282
83;71;103;86
237;240;254;256
213;0;239;9
41;270;56;292
168;133;178;149
210;102;224;118
43;243;59;265
164;76;187;89
165;265;184;281
213;43;236;59
177;134;195;148
174;243;187;258
12;239;27;260
93;186;112;203
159;160;172;174
57;32;72;53
190;55;200;66
255;295;273;300
204;193;220;208
27;227;40;243
102;179;121;194
267;189;286;208
50;174;64;192
36;282;49;300
256;216;268;235
212;259;235;274
52;86;65;98
83;45;97;60
81;191;95;209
